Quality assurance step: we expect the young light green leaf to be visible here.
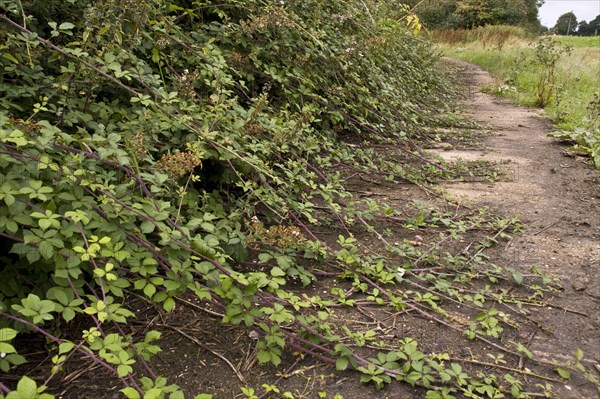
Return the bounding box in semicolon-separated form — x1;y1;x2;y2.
59;22;75;30
556;367;571;379
336;357;349;371
575;348;584;362
59;342;75;355
512;271;523;285
120;387;141;399
16;376;37;398
0;328;18;342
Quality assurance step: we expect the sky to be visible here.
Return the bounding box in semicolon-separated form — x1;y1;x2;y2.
538;0;600;28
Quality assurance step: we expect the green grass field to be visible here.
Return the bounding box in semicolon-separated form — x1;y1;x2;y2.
442;40;599;128
434;28;600;168
552;35;600;48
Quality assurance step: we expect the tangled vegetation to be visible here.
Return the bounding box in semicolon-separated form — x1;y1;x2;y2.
1;1;597;398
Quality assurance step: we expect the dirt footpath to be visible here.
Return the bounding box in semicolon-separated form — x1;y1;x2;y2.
436;59;600;398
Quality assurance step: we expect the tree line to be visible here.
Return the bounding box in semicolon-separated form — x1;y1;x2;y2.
550;12;600;36
406;0;542;31
407;0;599;36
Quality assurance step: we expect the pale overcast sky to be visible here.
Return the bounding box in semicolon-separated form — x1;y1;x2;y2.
539;0;600;28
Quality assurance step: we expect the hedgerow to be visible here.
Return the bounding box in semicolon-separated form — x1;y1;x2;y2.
1;1;594;398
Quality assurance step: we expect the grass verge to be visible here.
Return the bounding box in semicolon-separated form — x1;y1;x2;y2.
434;29;600;169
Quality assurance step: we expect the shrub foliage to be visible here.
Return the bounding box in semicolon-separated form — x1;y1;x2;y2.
0;0;455;396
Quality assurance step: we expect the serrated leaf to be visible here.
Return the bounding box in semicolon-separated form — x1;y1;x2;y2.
16;376;37;398
258;252;272;263
556;367;571;379
59;342;74;355
0;328;18;342
38;300;56;314
270;267;286;277
6;353;26;366
120;387;141;399
511;385;520;397
117;364;132;377
271;352;281;366
191;238;217;259
47;288;69;305
336;357;349;371
83;307;97;315
163;297;175;313
144;388;163;398
59;22;75;30
4;193;15;206
426;391;442;399
39;219;52;230
200;222;215;233
38;241;54;260
93;268;105;278
169;391;185;399
512;271;523;285
151;48;161;63
145;331;161;342
0;342;16;354
256;350;271;364
575;348;583;362
62;308;76;322
143;283;156;298
140;220;155;234
204;234;219;247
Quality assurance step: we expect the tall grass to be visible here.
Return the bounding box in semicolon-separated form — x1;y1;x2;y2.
434;29;600;168
552;35;600;48
430;25;534;49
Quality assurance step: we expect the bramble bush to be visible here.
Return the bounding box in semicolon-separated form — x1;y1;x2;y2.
0;1;453;396
1;1;594;398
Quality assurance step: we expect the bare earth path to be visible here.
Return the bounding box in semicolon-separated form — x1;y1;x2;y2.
436;59;600;398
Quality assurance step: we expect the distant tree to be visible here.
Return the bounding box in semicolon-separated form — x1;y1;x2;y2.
489;0;526;25
590;15;600;35
410;0;542;30
416;0;458;28
578;14;600;36
577;20;590;35
553;12;577;35
489;0;542;30
455;0;493;27
527;0;545;31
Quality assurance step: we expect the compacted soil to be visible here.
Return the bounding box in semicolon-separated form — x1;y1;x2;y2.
429;59;600;399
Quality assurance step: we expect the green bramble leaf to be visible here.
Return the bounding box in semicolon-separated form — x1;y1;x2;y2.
0;328;18;342
556;367;571;379
59;22;75;30
120;387;141;399
16;376;37;398
336;357;349;371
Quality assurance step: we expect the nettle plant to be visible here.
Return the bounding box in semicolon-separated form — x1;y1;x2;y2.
0;1;595;398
